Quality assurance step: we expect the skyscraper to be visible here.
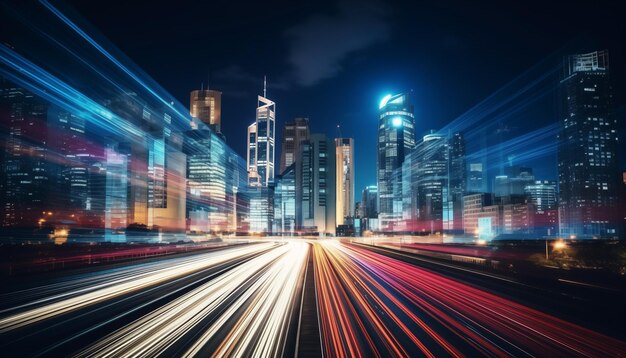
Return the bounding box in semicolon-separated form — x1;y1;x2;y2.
413;132;449;233
377;92;415;230
449;132;466;232
467;162;486;193
335;138;354;225
0;79;50;229
279;117;309;175
247;122;258;186
296;133;336;236
190;89;222;135
558;50;620;237
362;186;378;219
247;80;275;187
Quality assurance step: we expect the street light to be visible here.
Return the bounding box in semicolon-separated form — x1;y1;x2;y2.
553;240;567;250
546;239;568;260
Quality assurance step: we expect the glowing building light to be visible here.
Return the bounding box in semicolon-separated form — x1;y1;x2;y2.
379;94;392;109
392;116;403;127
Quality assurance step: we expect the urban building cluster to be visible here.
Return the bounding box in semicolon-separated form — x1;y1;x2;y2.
0;50;623;242
0;75;356;241
371;50;623;240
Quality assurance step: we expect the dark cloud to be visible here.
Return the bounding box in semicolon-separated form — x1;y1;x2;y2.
214;64;290;96
285;1;390;87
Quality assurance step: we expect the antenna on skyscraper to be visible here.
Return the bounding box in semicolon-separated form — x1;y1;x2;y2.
200;82;203;91
263;75;267;98
207;68;210;91
336;124;343;139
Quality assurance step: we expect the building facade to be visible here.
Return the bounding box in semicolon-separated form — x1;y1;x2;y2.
247;91;276;187
377;92;415;230
296;133;336;235
558;50;620;237
190;89;222;135
279;117;309;175
335;137;354;226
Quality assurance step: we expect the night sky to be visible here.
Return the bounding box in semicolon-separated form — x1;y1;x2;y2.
66;0;626;195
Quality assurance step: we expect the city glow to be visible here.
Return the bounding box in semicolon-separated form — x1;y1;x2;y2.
392;116;403;127
0;1;625;357
379;94;392;109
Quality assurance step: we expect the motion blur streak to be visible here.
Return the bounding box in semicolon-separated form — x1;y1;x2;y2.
315;241;626;357
0;243;277;332
77;241;308;357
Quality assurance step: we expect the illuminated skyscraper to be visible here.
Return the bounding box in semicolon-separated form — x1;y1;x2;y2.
279;117;309;175
558;50;620;237
296;133;336;235
414;132;449;233
0;79;50;228
449;132;466;232
190;89;222;135
377;92;415;230
247;79;275;187
335;138;354;225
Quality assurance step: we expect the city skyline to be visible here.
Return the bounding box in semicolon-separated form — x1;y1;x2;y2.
52;0;626;197
1;2;626;357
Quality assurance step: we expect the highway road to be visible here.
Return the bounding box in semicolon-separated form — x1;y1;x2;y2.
1;239;625;357
314;240;626;357
0;242;309;357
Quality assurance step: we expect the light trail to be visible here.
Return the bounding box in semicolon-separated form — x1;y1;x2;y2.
0;242;277;332
75;241;308;357
315;240;626;357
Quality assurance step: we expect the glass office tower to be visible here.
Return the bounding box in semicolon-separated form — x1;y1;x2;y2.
558;50;620;238
377;92;415;230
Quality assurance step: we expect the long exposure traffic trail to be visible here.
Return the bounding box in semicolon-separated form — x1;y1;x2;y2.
1;240;626;357
0;242;308;357
314;240;626;357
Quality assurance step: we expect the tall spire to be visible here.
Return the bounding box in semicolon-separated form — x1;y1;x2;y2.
263;75;267;98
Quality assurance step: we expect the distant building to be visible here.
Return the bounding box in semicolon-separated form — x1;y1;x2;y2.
247;82;275;187
502;202;534;234
525;180;558;236
449;132;466;232
355;201;364;218
377;92;415;230
525;180;557;213
413;132;449;233
494;166;534;201
247;122;259;186
279;117;309;175
185;129;241;234
0;79;51;229
396;131;465;233
558;50;620;237
274;164;296;235
478;205;500;240
335;138;354;226
296;133;336;236
249;185;274;234
190;89;222;135
362;186;378;219
467;162;486;193
463;193;493;235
